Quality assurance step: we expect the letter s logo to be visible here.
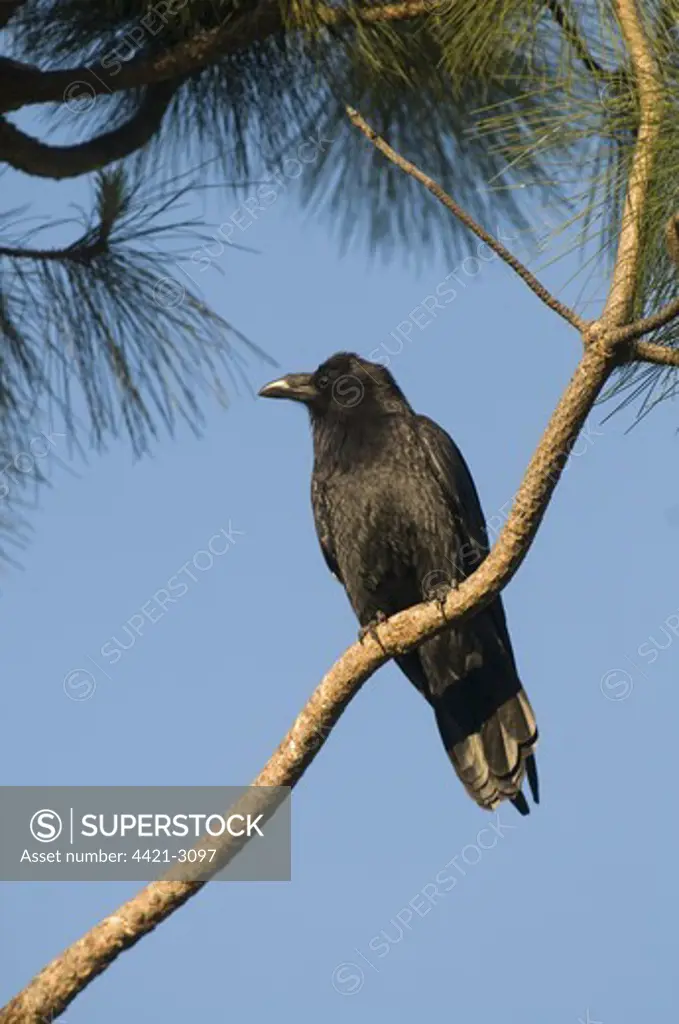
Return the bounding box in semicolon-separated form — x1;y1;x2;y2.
30;809;63;842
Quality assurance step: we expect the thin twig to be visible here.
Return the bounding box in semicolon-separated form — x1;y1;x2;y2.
345;106;587;332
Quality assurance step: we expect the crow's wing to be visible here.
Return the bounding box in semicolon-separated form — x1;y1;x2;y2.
311;476;342;583
413;414;538;812
415;414;489;570
414;413;516;666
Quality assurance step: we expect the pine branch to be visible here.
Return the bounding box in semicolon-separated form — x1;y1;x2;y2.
0;83;177;179
0;167;271;456
0;240;106;261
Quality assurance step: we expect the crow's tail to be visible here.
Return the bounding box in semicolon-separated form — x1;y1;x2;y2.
433;683;539;814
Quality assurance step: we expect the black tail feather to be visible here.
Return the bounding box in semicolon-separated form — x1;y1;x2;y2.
526;752;540;804
510;791;530;816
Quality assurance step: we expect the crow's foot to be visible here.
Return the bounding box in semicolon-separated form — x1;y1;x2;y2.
427;580;456;623
358;611;388;652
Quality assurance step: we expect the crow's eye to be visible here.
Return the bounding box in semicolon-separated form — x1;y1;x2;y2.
317;374;329;389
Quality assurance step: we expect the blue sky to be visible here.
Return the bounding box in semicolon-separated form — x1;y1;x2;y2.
1;125;678;1024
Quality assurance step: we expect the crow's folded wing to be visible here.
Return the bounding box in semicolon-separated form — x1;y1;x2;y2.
311;476;342;583
415;414;489;569
414;414;517;666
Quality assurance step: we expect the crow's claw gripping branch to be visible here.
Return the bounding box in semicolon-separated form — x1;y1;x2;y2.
427;580;457;623
358;611;389;651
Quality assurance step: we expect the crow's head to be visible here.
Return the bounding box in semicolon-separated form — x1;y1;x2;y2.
258;351;409;418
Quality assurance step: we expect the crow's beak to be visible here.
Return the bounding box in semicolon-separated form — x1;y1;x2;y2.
258;372;316;403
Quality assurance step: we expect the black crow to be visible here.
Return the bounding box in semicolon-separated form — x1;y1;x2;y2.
259;352;539;814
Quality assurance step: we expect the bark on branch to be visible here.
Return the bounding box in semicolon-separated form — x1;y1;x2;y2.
633;341;679;367
609;297;679;344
